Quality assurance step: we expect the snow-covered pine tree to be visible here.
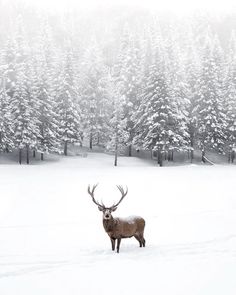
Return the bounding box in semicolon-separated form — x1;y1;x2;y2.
164;27;191;161
1;38;18;99
141;67;171;166
10;19;40;164
113;26;144;156
0;36;21;154
55;45;82;155
11;54;39;164
132;27;157;151
168;78;191;161
194;33;227;161
106;77;128;166
0;68;13;152
181;25;202;162
134;32;187;166
80;39;110;149
225;31;236;162
32;23;61;160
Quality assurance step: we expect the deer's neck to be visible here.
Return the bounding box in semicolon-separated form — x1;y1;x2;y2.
103;216;117;233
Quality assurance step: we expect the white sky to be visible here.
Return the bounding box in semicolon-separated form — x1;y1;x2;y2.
21;0;236;14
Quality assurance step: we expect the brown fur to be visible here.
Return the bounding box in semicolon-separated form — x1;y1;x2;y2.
103;215;146;253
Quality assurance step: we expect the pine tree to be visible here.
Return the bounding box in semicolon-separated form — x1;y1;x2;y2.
33;24;61;160
164;28;191;160
225;31;236;162
0;72;13;152
0;37;19;154
114;26;144;156
11;62;39;164
194;34;227;161
10;20;40;164
134;36;188;166
182;25;202;162
168;79;191;160
132;27;158;151
56;46;82;155
1;38;18;98
142;65;171;166
106;78;128;166
80;39;110;149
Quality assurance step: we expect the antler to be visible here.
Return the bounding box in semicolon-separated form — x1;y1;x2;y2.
110;185;128;209
88;184;104;208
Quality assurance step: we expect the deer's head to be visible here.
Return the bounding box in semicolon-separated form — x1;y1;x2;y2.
87;184;128;220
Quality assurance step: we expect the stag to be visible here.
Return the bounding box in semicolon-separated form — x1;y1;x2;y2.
87;184;146;253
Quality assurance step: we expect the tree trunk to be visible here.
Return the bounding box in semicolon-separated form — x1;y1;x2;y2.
157;149;163;167
201;149;206;163
228;151;231;163
128;145;132;157
26;145;29;164
190;132;194;163
190;149;194;163
80;133;84;147
19;148;22;165
33;150;36;158
5;144;9;153
64;141;68;156
232;150;235;163
41;153;44;161
168;150;171;161
167;150;174;161
114;132;118;166
114;151;118;166
89;133;93;150
97;132;100;146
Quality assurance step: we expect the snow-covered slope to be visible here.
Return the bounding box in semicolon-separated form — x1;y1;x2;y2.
0;153;235;294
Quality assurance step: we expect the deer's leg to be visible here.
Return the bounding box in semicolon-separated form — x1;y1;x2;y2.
134;235;143;247
117;238;121;253
142;237;146;247
140;232;146;247
110;238;116;251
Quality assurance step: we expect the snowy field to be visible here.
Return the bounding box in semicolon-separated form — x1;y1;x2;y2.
0;152;236;295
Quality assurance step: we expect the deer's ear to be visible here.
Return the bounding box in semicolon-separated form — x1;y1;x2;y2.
111;207;117;212
98;206;104;211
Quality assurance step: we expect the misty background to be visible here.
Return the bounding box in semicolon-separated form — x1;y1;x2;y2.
0;0;236;165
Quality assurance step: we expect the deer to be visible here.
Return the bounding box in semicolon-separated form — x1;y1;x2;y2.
87;184;146;253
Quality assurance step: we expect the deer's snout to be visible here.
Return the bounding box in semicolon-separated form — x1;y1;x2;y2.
104;210;111;219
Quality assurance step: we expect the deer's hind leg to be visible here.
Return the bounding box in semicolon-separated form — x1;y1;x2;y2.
134;234;143;247
140;231;146;247
142;237;146;247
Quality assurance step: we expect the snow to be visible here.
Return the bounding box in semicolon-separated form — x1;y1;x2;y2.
119;215;143;224
0;152;236;294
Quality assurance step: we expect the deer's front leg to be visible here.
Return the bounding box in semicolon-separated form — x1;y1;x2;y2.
117;238;121;253
110;238;116;251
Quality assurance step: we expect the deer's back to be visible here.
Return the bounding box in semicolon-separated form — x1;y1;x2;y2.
115;216;145;238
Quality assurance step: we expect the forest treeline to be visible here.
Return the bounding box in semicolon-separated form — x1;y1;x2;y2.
0;2;236;165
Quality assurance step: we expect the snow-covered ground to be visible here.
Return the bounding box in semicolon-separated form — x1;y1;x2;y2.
0;152;236;295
